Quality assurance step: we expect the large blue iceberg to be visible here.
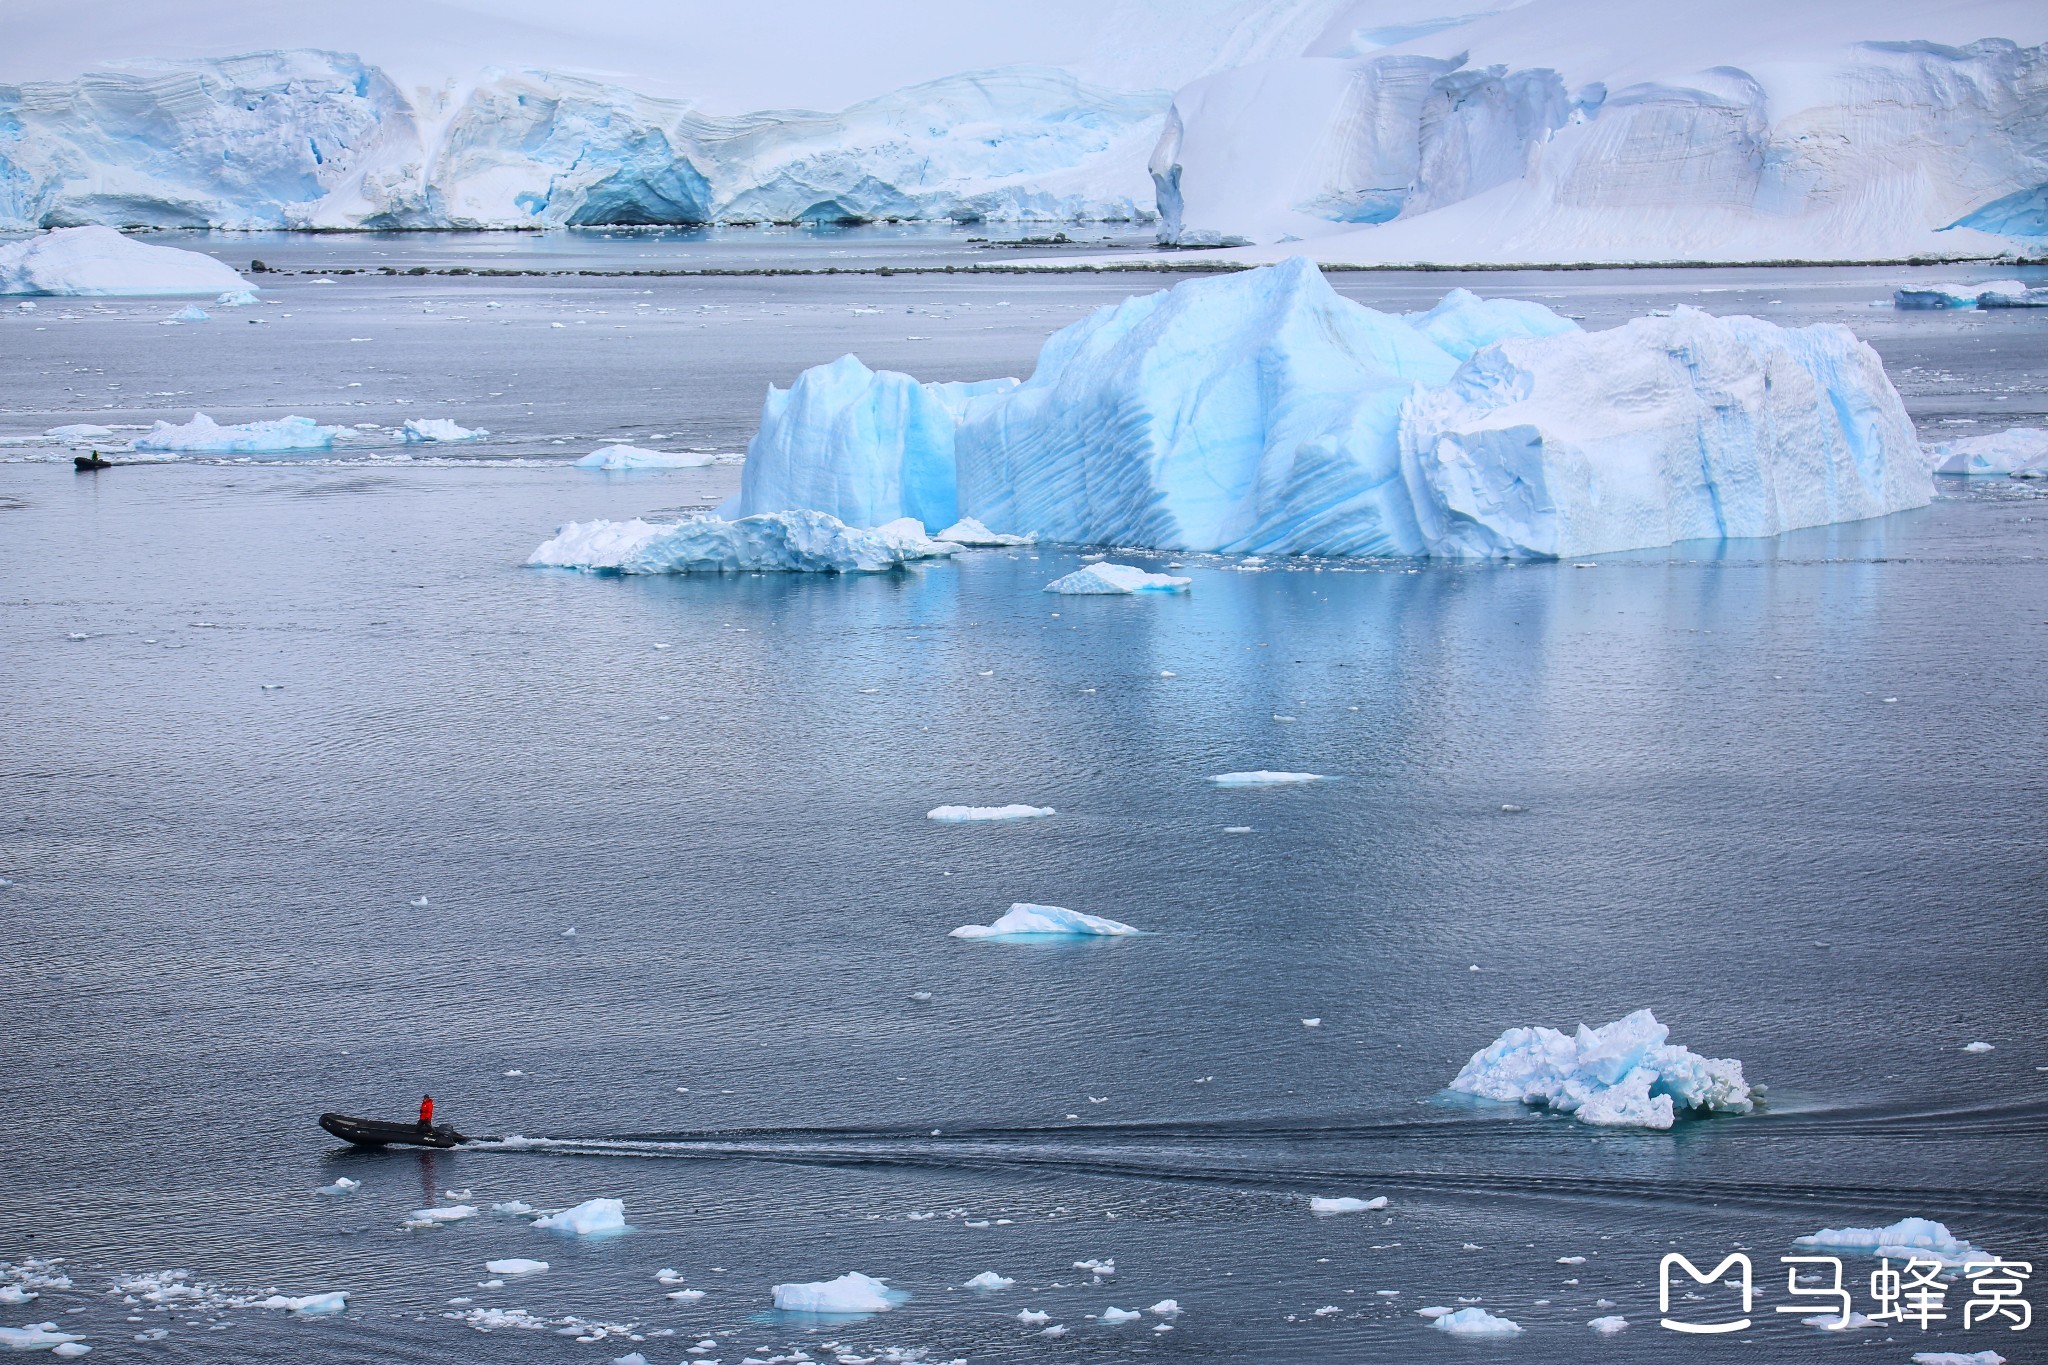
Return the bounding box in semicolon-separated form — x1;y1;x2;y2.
725;259;1932;560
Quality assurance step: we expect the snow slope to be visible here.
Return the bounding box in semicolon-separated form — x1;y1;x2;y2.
0;54;1163;229
1151;0;2048;262
728;259;1931;560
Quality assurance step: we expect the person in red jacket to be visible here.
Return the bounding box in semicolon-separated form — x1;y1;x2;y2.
418;1094;435;1131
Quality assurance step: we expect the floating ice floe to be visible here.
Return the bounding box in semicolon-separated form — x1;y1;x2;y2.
1309;1196;1387;1215
1588;1314;1627;1333
1448;1008;1753;1129
317;1177;361;1194
0;1324;85;1352
216;289;258;307
133;413;339;454
1926;427;2048;477
1793;1217;1990;1266
933;517;1033;546
1101;1306;1142;1323
258;1291;348;1315
1208;771;1324;786
1963;1041;1996;1053
1895;281;2048;310
404;1204;479;1228
1433;1306;1523;1336
1803;1311;1881;1330
484;1259;548;1276
962;1272;1014;1290
770;1271;905;1314
1018;1308;1050;1324
725;259;1929;560
490;1200;534;1215
533;1198;629;1237
1044;563;1191;595
0;1288;35;1306
927;804;1054;822
1911;1352;2006;1365
949;902;1142;940
0;226;247;297
400;418;487;443
529;510;954;575
575;444;715;470
166;305;209;323
44;424;114;441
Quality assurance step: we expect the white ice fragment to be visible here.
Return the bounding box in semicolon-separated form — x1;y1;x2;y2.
404;1205;478;1227
1416;1306;1452;1318
1910;1352;2004;1365
1588;1314;1627;1333
317;1177;361;1195
531;511;953;576
400;418;486;443
1310;1196;1387;1215
0;1289;35;1307
1044;563;1190;595
259;1292;348;1315
490;1201;534;1215
1926;427;2048;477
934;517;1033;547
962;1272;1013;1290
133;413;338;454
0;226;246;297
1208;771;1324;786
1557;1255;1586;1264
1301;1018;1321;1028
1222;826;1252;834
1962;1041;1995;1053
665;1289;705;1301
1039;1325;1068;1337
483;1260;548;1276
576;445;715;470
1794;1217;1990;1265
1016;1309;1049;1325
1312;1305;1342;1317
409;896;429;908
1803;1311;1880;1329
44;424;113;440
769;1272;904;1314
167;305;209;323
926;805;1054;822
1433;1306;1522;1336
1148;1299;1181;1315
1101;1306;1141;1323
950;903;1141;940
1447;1008;1752;1129
532;1198;628;1237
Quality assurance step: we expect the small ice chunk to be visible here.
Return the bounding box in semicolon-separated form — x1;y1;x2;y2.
1447;1008;1752;1129
1433;1306;1522;1336
1794;1217;1989;1265
769;1272;904;1314
532;1198;628;1237
409;896;429;908
1222;826;1252;834
1557;1255;1586;1264
934;517;1033;546
317;1177;361;1195
45;424;114;440
1313;1305;1342;1317
1017;1309;1050;1325
950;903;1141;940
1803;1311;1880;1329
0;1325;84;1352
1301;1018;1321;1028
404;1204;478;1226
168;305;209;323
490;1201;535;1215
1588;1314;1627;1333
260;1292;348;1315
962;1272;1014;1290
1040;1325;1068;1337
926;805;1054;822
1926;426;2048;477
665;1289;706;1302
1910;1352;2005;1365
1101;1306;1141;1323
1207;771;1324;786
576;444;715;470
483;1260;548;1276
1310;1196;1387;1215
1962;1041;1995;1053
1416;1306;1452;1318
1044;564;1191;595
400;418;486;443
1148;1299;1181;1315
0;1289;36;1306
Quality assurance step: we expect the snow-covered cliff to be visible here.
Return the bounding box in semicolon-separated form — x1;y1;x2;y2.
0;53;1163;230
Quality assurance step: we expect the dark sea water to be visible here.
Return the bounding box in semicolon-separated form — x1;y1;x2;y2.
1;241;2045;1362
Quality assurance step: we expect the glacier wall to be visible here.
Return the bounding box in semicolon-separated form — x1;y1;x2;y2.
729;259;1932;560
1151;37;2048;262
0;53;1165;230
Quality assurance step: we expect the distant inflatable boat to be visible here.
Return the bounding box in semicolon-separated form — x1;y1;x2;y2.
73;454;114;471
318;1111;477;1148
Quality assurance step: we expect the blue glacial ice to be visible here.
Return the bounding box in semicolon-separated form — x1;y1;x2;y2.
529;510;955;575
1793;1217;1991;1266
1208;771;1325;786
575;444;716;470
1433;1307;1523;1337
132;413;340;454
0;225;248;296
1044;563;1191;594
399;418;487;443
1895;280;2048;310
949;903;1142;939
1926;427;2048;477
933;516;1034;546
770;1271;906;1314
729;258;1931;559
532;1198;629;1238
1448;1008;1753;1129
